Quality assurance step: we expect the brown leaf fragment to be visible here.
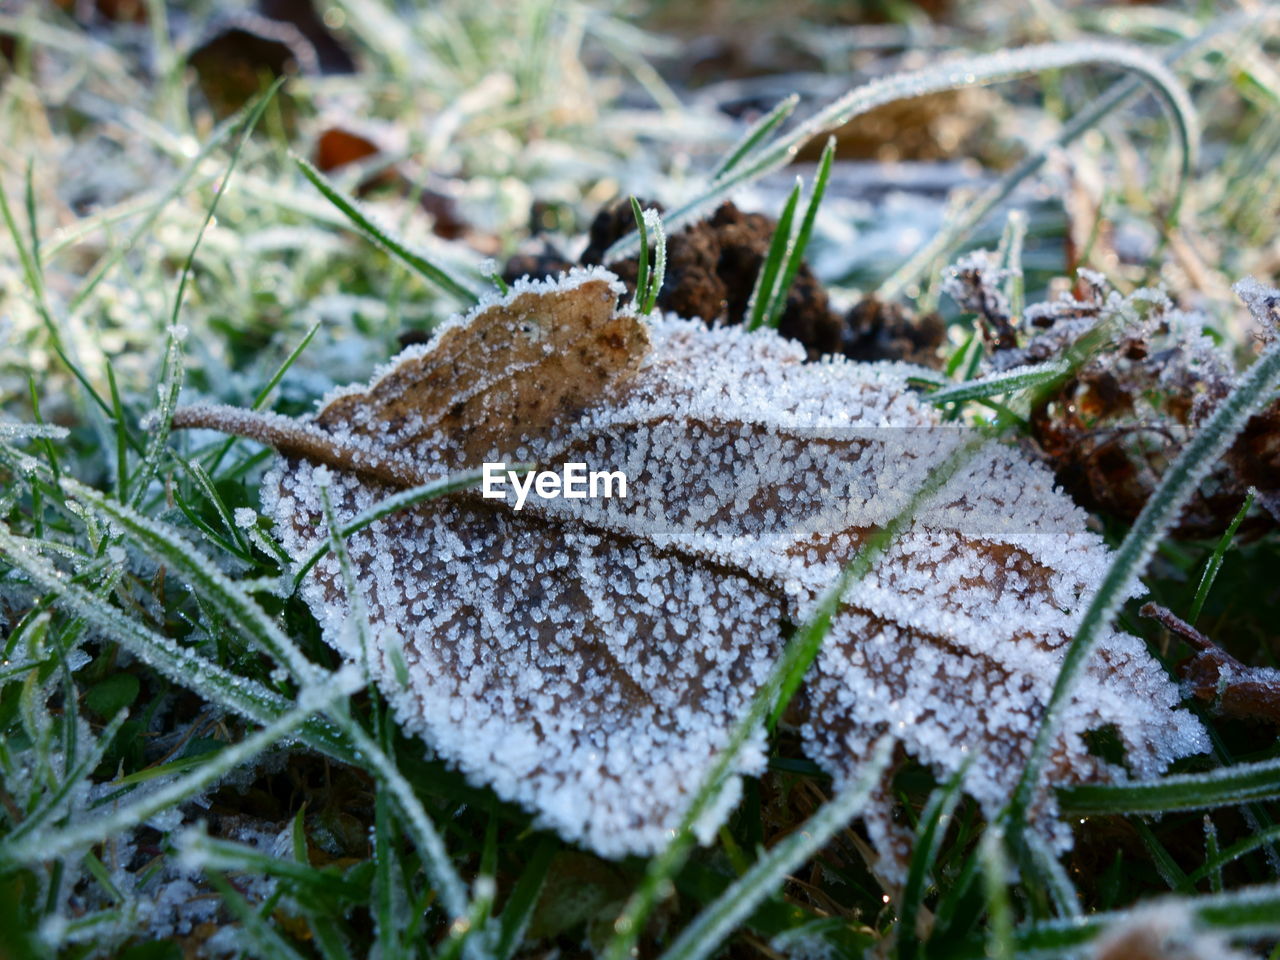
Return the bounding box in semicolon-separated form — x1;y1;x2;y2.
189;14;317;119
315;273;649;468
1141;602;1280;725
843;297;947;367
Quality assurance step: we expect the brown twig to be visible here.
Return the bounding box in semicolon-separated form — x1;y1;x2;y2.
170;404;428;488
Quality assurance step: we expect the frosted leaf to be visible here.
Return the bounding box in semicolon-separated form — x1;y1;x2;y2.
312;265;647;471
185;267;1208;867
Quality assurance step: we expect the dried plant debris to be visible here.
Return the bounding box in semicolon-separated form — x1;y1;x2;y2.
1091;902;1257;960
178;268;1208;871
953;261;1280;536
310;121;472;240
941;249;1020;352
843;296;948;367
189;13;317;120
189;3;353;119
1142;603;1280;726
506;199;946;366
257;0;357;75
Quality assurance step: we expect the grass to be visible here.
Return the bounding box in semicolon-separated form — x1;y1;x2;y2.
2;2;1280;958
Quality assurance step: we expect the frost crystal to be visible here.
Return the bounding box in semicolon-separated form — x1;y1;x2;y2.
255;268;1207;868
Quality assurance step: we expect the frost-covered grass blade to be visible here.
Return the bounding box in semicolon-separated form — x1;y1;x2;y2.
604;42;1197;262
656;737;892;960
295;155;481;305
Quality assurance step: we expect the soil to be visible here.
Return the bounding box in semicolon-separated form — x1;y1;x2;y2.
505;197;946;367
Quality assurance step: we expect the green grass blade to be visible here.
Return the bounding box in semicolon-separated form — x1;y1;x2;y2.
898;762;970;960
1132;817;1191;891
198;319;322;479
294;155;480;305
64;478;319;683
253;337;321;418
492;835;557;960
0;684;350;865
1025;831;1082;918
944;884;1280;957
106;365;130;501
129;328;186;510
925;361;1071;407
1190;823;1280;885
128;82;282;512
745;178;801;331
22;160;41;278
996;210;1027;320
436;876;496;960
176;829;366;902
1203;816;1224;894
0;179;47;319
289;810;357;960
656;737;891;960
372;785;406;960
0;181;120;432
318;481;380;696
980;830;1014;960
642;207;667;316
1188;489;1255;623
0;526;352;763
1058;756;1280;815
711;94;799;182
630;197;650;315
604;42;1196;263
205;869;311;960
169;79;283;334
0;423;69;441
762;136;835;330
324;710;471;928
3;708;130;848
174;454;253;555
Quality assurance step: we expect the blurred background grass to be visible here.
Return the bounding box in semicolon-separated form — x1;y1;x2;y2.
2;1;1280;958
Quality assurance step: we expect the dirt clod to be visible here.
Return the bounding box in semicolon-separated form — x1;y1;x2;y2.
508;198;944;366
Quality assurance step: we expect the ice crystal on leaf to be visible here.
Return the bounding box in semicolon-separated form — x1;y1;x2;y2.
187;268;1208;870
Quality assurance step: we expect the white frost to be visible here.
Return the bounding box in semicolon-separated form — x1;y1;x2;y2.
263;269;1208;868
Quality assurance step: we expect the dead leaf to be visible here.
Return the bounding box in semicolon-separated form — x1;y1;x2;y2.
1142;602;1280;726
173;268;1208;872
